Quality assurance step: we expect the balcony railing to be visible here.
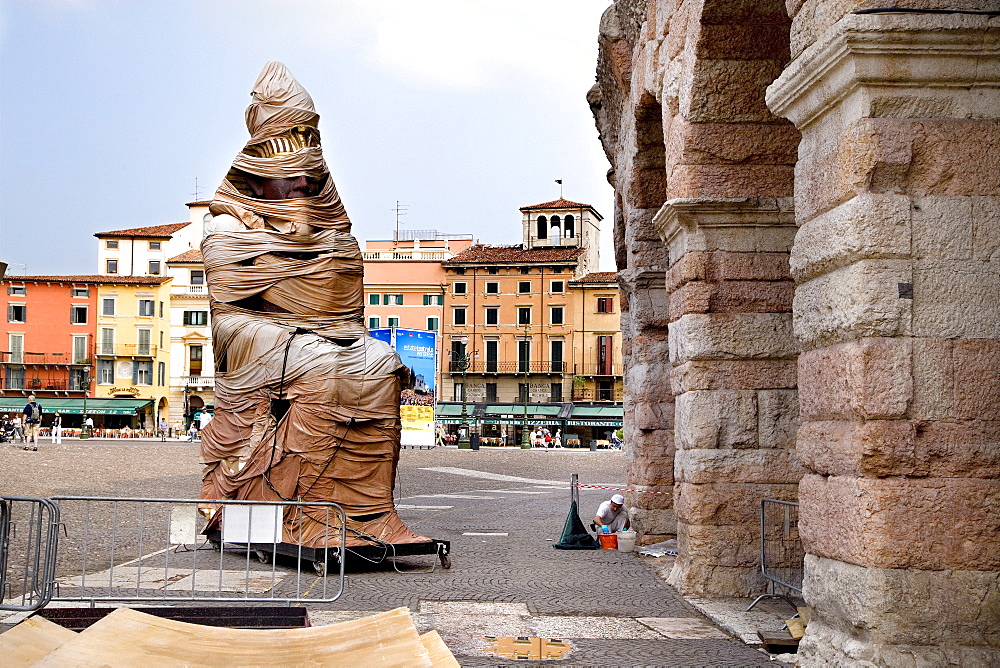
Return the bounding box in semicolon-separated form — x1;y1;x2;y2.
449;360;568;374
575;364;620;377
0;351;91;365
181;375;215;387
96;344;159;357
571;387;624;402
362;250;450;261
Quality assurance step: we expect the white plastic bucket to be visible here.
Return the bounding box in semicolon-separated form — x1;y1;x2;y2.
616;530;636;552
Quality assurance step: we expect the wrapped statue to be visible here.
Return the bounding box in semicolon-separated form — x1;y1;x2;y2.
199;62;440;560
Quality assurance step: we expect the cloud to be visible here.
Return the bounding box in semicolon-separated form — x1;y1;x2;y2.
290;0;608;90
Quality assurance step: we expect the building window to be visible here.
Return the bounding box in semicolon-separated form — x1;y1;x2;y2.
8;285;26;295
598;380;614;401
191;270;205;285
518;382;529;403
98;359;114;384
157;361;166;386
517;307;531;325
73;335;88;363
138;299;155;317
388;317;400;328
455;267;466;275
383;293;403;305
598;335;614;375
423;294;444;306
597;297;614;313
485;340;499;373
102;298;115;316
137;329;152;355
486;382;498;402
6;366;25;390
71;305;88;324
159;331;164;348
135;360;153;386
70;367;87;391
551;280;564;293
551;340;564;372
550;307;564;325
183;311;208;326
550;382;563;402
453;282;467;295
426;317;439;331
72;287;89;297
518;339;531;373
107;259;118;274
159;301;164;318
485;307;499;326
99;328;115;355
369;293;380;305
9;334;24;364
564;215;575;238
453;382;464;402
487;267;499;275
518;281;531;293
485;282;499;294
189;345;203;376
453;308;467;326
368;316;380;329
8;304;26;322
106;240;119;249
149;241;161;250
536;215;548;239
519;267;531;275
148;261;161;275
550;267;563;273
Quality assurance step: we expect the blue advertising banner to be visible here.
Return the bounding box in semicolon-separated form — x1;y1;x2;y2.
368;327;437;446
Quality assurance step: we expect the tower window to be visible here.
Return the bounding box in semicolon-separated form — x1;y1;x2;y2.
564;214;575;238
536;215;548;239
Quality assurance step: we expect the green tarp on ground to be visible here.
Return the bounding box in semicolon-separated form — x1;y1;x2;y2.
0;397;151;416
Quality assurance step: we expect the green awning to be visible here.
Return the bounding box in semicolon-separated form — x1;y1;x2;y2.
434;404;465;417
482;404;562;425
567;405;623;427
0;398;152;416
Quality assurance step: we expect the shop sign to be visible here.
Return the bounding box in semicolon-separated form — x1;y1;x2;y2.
107;386;141;397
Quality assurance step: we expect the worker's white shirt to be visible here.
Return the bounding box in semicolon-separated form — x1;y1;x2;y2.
595;500;629;532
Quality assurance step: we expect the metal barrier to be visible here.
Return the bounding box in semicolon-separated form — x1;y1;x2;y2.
747;498;804;613
47;497;347;606
0;496;61;612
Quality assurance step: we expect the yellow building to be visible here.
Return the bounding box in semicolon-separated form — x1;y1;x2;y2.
569;272;623;402
94;277;172;430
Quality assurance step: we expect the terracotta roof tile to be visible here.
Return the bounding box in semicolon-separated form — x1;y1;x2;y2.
444;245;584;265
570;272;618;284
519;198;591;211
94;222;190;238
2;275;170;285
167;249;203;263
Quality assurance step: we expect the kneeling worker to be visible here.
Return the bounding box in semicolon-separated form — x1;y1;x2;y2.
595;493;630;532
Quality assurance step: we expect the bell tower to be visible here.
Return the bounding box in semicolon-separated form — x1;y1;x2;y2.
519;198;602;277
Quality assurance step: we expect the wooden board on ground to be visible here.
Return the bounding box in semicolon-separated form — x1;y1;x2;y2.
758;629;800;654
420;630;461;667
34;607;437;667
0;616;77;667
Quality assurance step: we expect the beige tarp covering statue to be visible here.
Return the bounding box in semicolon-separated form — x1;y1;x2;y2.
198;62;431;550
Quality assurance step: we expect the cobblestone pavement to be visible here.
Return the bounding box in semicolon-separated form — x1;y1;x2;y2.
1;441;783;666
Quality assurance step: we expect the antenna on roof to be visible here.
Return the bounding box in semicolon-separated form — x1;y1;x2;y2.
192;177;204;202
555;179;563;199
392;201;409;243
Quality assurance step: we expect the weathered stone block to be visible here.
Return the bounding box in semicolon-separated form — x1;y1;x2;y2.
793;260;912;349
674;447;803;484
797;419;918;478
674;481;798;526
799;474;1000;570
666;558;767;598
801;554;1000;649
677;523;761;568
631;507;677;537
972;196;1000;261
675;390;758;450
911;196;973;260
668;281;712;318
670;359;797;393
669;313;797;363
667;163;795;200
790;194;911;283
758;389;800;448
671;118;800;166
705;251;791;282
953;339;1000;419
683;59;786;123
909;337;954;421
913;260;1000;339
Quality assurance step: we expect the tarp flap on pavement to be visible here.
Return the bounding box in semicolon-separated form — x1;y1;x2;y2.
553;500;600;550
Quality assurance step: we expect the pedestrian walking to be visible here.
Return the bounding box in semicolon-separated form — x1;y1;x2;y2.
22;393;43;451
12;415;24;443
159;418;168;442
554;428;562;448
51;412;63;444
500;430;507;447
188;422;198;442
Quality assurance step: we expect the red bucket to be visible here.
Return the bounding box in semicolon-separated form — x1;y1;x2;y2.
598;533;618;550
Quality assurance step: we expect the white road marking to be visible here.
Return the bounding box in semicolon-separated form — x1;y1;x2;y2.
396;504;454;510
419;467;566;485
411;494;497;500
462;532;509;537
479;490;552;495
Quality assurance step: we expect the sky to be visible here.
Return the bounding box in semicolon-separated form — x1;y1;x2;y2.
0;0;616;277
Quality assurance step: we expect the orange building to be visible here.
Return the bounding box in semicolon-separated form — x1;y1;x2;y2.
439;199;623;446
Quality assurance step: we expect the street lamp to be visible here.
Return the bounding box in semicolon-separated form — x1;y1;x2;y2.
521;323;532;449
455;336;472;449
